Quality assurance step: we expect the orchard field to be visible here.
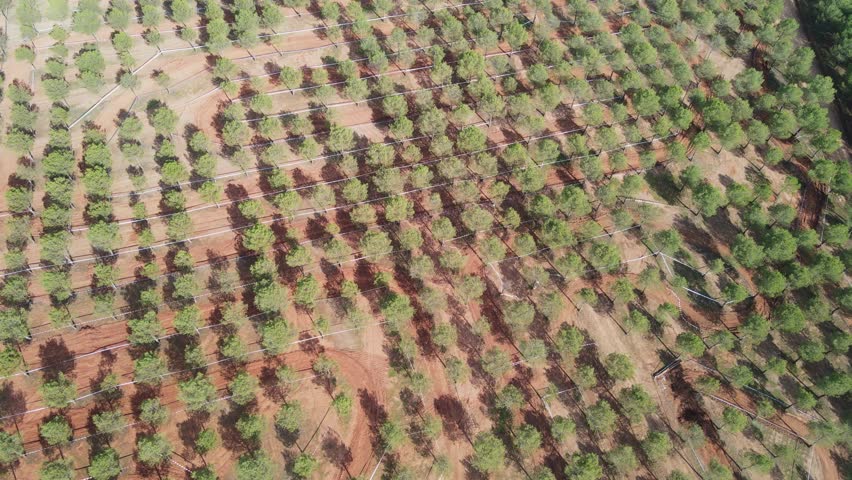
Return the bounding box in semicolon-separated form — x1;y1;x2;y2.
0;0;849;479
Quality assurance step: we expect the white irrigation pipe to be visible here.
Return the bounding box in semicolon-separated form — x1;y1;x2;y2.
540;385;582;417
15;281;392;379
64;1;480;128
28;278;257;338
659;252;674;276
8;21;632;218
485;225;643;266
176;37;368;106
29;191;515;336
68;51;161;128
0;317;389;421
682;286;724;305
33;8;307;51
703;393;807;442
3;111;663;278
655;252;729;305
98;16;623;190
22;392;235;457
687;436;707;473
14;177;611;379
368;448;389;480
169;459;191;473
241;55;530;122
4;135;669;289
90;22;632;198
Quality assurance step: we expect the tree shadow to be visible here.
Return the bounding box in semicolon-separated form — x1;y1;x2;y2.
321;430;353;472
433;394;474;443
358;388;387;452
38;338;76;376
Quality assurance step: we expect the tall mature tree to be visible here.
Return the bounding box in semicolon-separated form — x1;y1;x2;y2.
471;432;506;474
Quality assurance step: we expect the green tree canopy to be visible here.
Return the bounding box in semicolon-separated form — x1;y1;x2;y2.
471;432;506;474
136;434;172;466
604;353;634;380
39;458;75;480
178;373;218;412
40;415;72;446
565;452;603;480
235;452;274;480
0;431;24;465
587;399;617;433
642;430;672;463
40;373;76;408
618;385;655;422
292;453;318;478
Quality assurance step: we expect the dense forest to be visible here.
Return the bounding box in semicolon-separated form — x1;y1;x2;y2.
801;0;852;128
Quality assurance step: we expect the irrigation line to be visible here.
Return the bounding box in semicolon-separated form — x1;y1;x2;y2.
78;20;633;200
21;392;235;457
114;115;399;198
659;251;674;276
1;117;675;279
32;7;306;51
65;2;481;128
655;252;725;304
22;176;568;369
0;317;389;422
28;191;524;338
240;55;531;123
68;51;161;128
367;447;388;480
66;15;640;208
56;79;629;231
687;436;707;473
14;281;386;384
8;17;636;219
485;225;642;266
12;179;639;381
168;459;191;473
702;393;807;442
180;36;366;99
